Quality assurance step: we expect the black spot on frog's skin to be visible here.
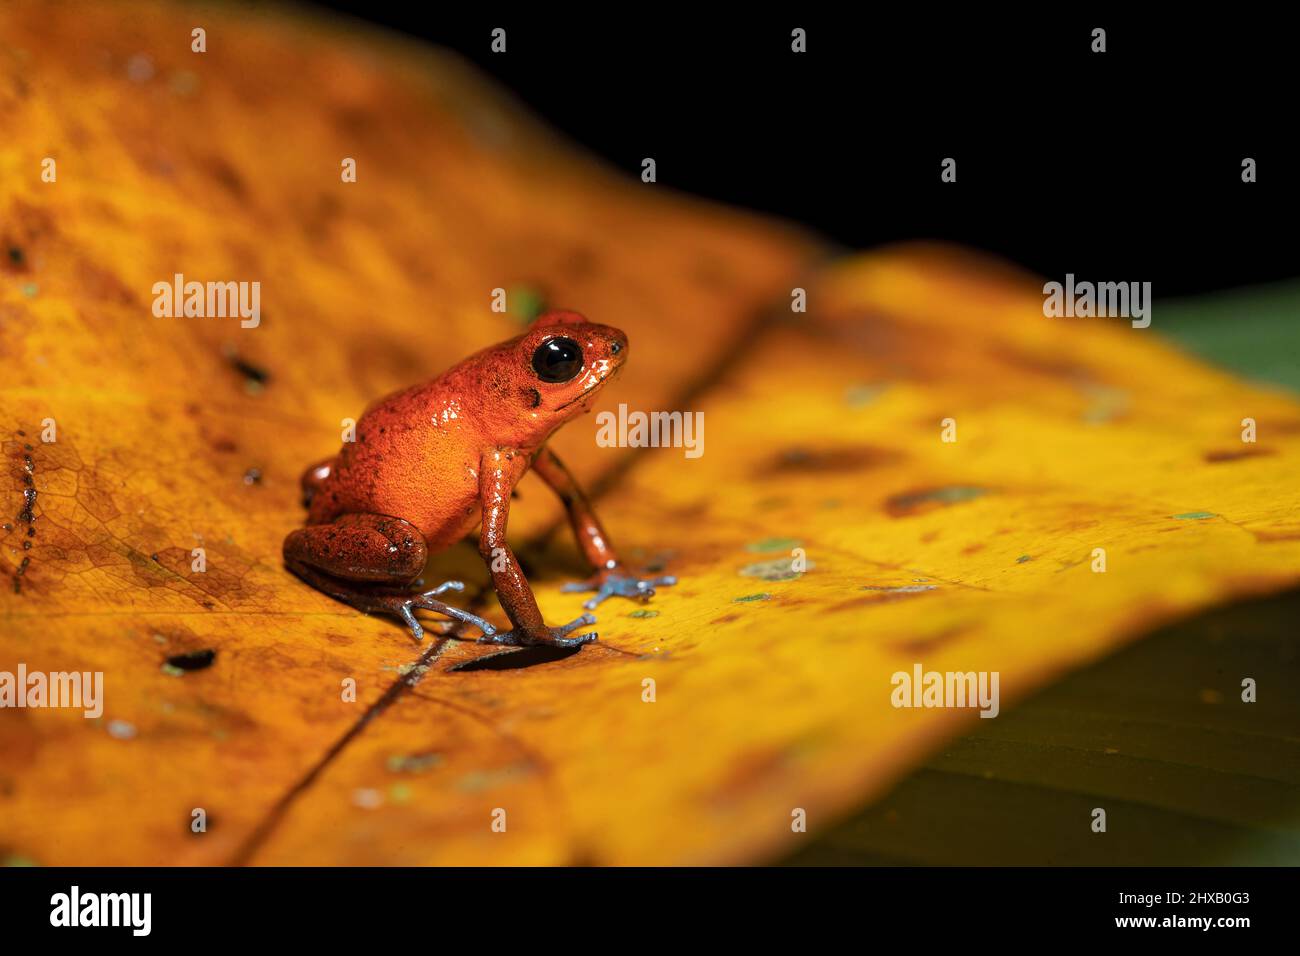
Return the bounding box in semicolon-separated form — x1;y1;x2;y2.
165;648;217;671
243;467;262;485
7;246;24;267
528;387;542;408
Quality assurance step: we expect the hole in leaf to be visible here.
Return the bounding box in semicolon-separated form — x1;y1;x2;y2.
165;649;217;671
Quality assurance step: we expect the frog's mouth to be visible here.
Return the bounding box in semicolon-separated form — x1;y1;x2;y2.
554;354;624;412
555;376;611;412
554;391;592;412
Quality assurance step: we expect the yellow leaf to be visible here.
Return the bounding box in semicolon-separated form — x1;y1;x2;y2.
3;1;1297;868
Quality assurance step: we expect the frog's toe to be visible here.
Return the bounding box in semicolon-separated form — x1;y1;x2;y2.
558;612;597;634
636;574;678;596
418;580;464;598
565;572;677;609
391;582;496;641
413;599;495;636
538;620;599;648
397;602;425;642
476;614;598;648
549;631;598;648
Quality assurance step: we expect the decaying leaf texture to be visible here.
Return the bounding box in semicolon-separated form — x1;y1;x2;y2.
2;1;1298;866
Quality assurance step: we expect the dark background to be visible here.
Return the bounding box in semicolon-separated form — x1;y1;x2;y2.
305;5;1295;297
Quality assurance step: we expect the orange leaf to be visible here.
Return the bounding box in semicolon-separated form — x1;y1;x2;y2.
3;1;1297;867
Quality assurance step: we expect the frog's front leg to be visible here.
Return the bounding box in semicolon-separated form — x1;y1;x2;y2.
477;449;597;647
283;513;495;642
530;446;677;610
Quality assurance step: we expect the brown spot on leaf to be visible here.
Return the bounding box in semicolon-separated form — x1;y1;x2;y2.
761;445;900;475
1204;447;1275;463
886;485;989;518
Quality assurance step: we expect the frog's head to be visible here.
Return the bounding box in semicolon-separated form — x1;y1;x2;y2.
497;309;628;442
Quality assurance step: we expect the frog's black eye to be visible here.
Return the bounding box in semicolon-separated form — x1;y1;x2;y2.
531;337;583;384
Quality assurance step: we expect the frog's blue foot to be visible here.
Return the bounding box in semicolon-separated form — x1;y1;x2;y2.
561;569;678;610
395;581;498;643
476;612;597;648
284;556;499;644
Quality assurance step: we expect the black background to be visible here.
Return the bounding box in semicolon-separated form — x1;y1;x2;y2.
304;5;1295;297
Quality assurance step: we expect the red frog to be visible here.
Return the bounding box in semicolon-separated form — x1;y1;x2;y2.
283;310;674;647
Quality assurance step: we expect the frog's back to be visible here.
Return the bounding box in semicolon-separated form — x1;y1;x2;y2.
307;380;485;550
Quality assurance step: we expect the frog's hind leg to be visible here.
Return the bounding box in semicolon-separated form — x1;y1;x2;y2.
283;513;495;642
